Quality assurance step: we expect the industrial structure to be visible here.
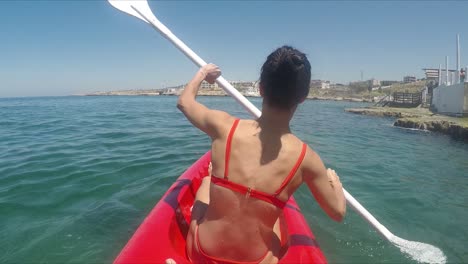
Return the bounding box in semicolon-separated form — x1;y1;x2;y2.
426;34;468;116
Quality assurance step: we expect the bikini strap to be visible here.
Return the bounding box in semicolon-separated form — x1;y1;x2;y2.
274;143;307;195
224;119;240;179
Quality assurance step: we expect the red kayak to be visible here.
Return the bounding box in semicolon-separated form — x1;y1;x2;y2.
114;152;327;264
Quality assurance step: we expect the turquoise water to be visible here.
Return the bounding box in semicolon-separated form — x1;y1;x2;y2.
1;96;467;263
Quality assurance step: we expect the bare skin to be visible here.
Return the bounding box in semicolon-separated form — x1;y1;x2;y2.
169;64;346;263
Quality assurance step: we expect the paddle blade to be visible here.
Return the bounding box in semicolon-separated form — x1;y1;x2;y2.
108;0;156;23
391;236;446;264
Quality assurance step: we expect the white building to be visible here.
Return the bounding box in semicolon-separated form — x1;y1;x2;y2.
403;76;417;83
432;82;468;116
430;34;468;115
229;81;257;91
369;79;380;87
244;86;260;97
200;81;219;90
310;80;330;89
380;80;399;87
350;79;380;88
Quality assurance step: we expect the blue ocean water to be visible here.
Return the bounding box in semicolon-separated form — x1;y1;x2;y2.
0;96;467;263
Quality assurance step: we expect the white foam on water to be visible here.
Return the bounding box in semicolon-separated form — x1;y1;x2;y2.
391;236;446;264
393;125;431;133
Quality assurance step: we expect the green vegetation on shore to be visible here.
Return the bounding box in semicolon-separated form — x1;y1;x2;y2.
308;81;426;101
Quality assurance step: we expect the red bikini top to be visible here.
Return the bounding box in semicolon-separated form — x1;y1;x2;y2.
211;119;307;209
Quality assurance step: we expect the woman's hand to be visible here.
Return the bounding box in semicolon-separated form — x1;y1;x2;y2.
199;64;221;84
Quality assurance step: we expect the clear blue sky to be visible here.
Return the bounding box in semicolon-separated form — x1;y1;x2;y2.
1;1;468;97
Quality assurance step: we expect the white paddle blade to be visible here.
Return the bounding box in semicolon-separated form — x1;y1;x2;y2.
108;0;156;23
391;236;446;264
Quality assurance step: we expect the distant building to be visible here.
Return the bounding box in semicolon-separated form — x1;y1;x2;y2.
368;79;380;87
330;83;348;91
380;80;399;86
350;79;380;88
422;68;460;85
161;88;182;95
201;81;219;90
403;76;417;83
310;80;330;89
432;82;468;116
229;81;256;91
422;68;441;81
244;86;260;97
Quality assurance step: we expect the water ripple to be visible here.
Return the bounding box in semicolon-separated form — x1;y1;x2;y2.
0;97;467;263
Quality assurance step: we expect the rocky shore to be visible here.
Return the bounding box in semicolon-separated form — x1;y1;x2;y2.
80;90;373;101
307;96;371;102
345;107;468;140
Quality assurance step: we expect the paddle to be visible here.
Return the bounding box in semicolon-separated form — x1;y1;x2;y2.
108;1;446;263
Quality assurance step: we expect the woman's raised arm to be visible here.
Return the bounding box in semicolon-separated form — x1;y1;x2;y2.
177;64;234;139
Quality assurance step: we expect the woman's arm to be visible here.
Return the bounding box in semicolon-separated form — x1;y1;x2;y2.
177;64;233;139
302;147;346;222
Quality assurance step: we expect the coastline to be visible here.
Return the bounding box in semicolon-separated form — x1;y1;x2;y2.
78;89;468;139
76;90;373;102
307;96;372;102
345;107;468;140
74;88;468;140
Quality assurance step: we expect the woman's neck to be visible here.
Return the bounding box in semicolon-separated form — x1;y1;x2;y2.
257;103;296;133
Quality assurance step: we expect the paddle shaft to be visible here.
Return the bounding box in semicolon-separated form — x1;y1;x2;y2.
343;189;393;239
132;6;261;118
132;3;397;243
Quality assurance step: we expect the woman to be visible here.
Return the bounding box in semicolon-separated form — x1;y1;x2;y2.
175;46;346;263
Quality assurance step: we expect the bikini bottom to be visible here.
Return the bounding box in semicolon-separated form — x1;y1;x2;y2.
188;225;269;264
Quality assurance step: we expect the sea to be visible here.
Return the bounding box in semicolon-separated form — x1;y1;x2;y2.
0;96;467;264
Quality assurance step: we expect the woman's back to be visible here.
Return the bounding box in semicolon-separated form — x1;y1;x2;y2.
177;46;346;264
199;118;307;261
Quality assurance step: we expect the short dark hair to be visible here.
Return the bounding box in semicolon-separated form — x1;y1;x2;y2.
260;46;311;109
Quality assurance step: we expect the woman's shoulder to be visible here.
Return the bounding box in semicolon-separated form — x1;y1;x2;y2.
285;134;308;149
298;142;326;180
236;118;258;125
283;135;322;167
207;111;239;139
